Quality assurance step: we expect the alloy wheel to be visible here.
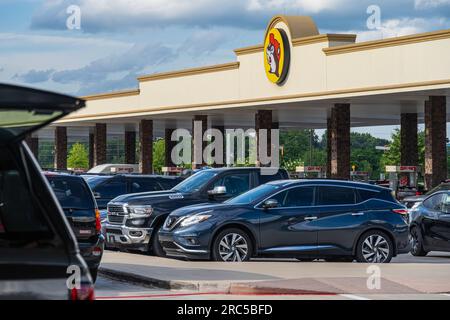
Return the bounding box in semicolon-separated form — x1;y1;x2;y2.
361;234;390;263
218;233;248;262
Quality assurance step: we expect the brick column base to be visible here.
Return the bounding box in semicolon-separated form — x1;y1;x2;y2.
400;113;418;166
165;128;176;168
192;115;207;169
255;110;273;166
54;127;67;170
125;131;136;164
424;96;447;189
139;120;153;174
329;104;350;180
94;123;107;167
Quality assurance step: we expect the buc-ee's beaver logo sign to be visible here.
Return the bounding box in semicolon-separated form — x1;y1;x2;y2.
264;28;290;85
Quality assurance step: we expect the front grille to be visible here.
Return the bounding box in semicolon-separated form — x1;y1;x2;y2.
160;241;178;250
108;215;124;224
108;204;126;215
105;228;122;235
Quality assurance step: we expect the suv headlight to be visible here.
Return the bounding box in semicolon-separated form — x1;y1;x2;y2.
126;205;153;218
179;212;212;228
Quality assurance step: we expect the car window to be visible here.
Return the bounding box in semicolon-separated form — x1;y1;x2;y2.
47;176;94;209
442;194;450;213
158;178;180;190
259;171;285;184
213;173;250;197
94;180;127;199
226;184;280;205
423;193;445;211
317;186;356;205
131;178;160;193
0;161;52;246
268;186;314;207
357;189;380;202
172;170;217;193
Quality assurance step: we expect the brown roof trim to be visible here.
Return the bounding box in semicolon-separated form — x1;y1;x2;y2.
137;62;240;82
323;29;450;55
82;89;140;101
234;34;356;56
62;78;450;121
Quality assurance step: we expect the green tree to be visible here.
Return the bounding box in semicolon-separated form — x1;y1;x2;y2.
67;142;89;169
153;138;165;173
380;129;425;170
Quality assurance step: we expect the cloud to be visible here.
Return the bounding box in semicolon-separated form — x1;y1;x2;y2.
30;0;350;32
328;16;450;42
13;68;56;83
414;0;450;9
50;41;178;94
30;0;450;34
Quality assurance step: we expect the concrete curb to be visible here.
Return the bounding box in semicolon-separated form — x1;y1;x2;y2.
99;267;199;291
98;267;338;295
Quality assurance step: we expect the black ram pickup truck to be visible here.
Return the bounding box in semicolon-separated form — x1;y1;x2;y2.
104;167;289;256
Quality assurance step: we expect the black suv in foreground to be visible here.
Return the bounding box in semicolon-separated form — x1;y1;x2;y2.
159;180;410;263
45;173;104;282
105;167;288;256
0;84;93;299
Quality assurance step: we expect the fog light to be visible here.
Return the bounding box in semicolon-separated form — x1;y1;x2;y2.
92;247;102;257
130;231;143;237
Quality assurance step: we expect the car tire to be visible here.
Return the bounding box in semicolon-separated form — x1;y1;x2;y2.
212;228;252;262
410;226;428;257
89;268;98;283
151;225;166;257
356;230;394;263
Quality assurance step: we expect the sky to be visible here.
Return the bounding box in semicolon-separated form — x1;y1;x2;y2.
0;0;449;139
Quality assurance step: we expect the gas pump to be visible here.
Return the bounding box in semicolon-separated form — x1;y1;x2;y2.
385;165;420;200
295;166;325;179
350;171;369;182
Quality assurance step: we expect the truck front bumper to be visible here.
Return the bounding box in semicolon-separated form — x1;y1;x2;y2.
104;222;152;252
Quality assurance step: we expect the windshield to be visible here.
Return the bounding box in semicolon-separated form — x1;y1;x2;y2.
426;183;450;195
83;175;111;189
47;176;95;209
226;184;281;205
172;170;218;193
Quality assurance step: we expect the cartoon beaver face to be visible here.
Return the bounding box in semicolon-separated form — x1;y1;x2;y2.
266;33;280;77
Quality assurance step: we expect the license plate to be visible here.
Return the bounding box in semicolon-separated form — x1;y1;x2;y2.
107;234;115;243
79;229;92;235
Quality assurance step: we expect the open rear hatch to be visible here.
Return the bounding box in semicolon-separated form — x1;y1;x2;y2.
0;84;84;143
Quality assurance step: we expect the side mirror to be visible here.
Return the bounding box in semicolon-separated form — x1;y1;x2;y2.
208;186;227;196
93;192;101;199
262;199;279;209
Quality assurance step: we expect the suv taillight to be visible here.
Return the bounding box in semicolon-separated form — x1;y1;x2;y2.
95;209;101;233
70;285;95;301
392;209;408;215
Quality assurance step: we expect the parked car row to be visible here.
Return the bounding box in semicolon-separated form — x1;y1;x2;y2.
1;84;449;300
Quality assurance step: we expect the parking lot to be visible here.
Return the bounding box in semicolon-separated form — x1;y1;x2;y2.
93;250;450;300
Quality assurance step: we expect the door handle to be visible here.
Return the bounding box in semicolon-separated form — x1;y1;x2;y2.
351;212;365;216
304;216;318;221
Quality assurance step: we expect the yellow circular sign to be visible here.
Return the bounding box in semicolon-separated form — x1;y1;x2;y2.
264;28;290;85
